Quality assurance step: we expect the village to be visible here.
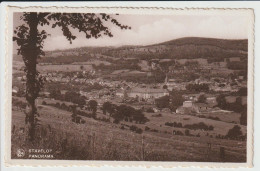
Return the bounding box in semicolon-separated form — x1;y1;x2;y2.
12;52;247;119
11;38;249;162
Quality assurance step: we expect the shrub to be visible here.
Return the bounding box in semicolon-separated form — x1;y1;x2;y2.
150;129;159;133
208;116;220;121
120;126;125;130
177;122;183;128
145;126;150;131
185;129;190;136
113;119;120;124
152;113;162;117
184;122;214;131
165;122;182;128
146;107;154;113
176;131;184;136
130;125;143;134
197;115;206;118
208;125;214;131
55;102;61;108
226;125;243;140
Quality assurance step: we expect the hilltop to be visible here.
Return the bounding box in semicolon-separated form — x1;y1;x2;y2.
154;37;247;51
13;37;248;64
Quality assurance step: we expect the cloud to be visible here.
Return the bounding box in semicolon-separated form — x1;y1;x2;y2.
39;15;249;51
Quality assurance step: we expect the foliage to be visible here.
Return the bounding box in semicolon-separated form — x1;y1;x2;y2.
184;122;214;131
227;61;247;70
186;83;209;92
216;94;227;109
236;87;247;96
129;125;143;134
13;12;130;141
102;101;112;115
111;104;148;124
226;125;243;140
185;129;190;136
169;90;185;112
240;106;247;126
197;94;207;103
155;96;169;109
165;122;183;128
146;107;155;113
88;100;98;117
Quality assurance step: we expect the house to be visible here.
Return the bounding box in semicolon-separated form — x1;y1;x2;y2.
121;70;147;77
40;91;50;97
176;101;210;114
115;90;124;98
175;58;208;65
116;87;169;100
128;88;169;100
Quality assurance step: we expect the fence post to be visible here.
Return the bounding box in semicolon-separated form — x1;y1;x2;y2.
220;146;225;161
207;142;212;161
92;132;95;160
141;135;145;161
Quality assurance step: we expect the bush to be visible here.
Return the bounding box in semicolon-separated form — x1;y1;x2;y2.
120;126;125;130
145;126;150;131
152;113;162;117
184;122;214;131
113;119;120;124
176;131;184;136
150;129;159;133
146;107;154;113
173;130;184;136
226;125;243;140
165;122;182;128
208;116;220;121
197;115;206;118
185;129;190;136
208;125;214;131
130;125;143;134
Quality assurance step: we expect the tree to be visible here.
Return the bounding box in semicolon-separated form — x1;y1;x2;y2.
169;90;184;112
155;96;169;109
240;106;247;126
13;12;130;141
197;94;206;103
216;94;227;109
237;87;247;96
226;125;243;140
49;87;61;100
88;100;98;118
102;101;112;115
163;85;168;89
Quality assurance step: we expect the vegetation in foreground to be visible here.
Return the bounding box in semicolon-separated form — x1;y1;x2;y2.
11;102;247;162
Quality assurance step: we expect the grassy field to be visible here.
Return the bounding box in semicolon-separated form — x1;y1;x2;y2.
11;97;247;162
38;64;93;72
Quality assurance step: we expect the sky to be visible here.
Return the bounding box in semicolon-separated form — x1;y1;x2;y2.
13;12;250;52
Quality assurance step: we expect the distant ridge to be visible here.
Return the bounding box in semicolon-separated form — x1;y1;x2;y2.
151;37;248;52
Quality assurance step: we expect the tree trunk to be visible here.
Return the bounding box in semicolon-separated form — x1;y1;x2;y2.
25;13;39;141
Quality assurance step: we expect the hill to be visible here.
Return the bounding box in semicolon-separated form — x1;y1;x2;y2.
155;37;247;51
13;37;248;64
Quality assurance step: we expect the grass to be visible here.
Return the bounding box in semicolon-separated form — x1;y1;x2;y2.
11;99;247;162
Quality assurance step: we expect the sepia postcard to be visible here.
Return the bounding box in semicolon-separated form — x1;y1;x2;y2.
3;6;254;168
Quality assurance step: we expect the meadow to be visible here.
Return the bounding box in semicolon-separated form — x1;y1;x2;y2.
11;97;246;162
